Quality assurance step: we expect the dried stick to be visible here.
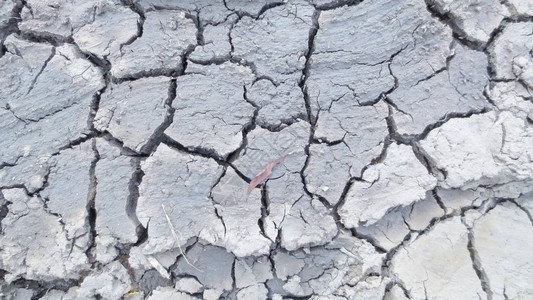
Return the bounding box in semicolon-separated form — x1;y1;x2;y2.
161;204;202;272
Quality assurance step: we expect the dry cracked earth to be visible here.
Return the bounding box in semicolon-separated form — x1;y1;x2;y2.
1;0;533;299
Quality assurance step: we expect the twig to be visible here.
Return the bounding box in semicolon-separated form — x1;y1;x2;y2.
161;204;202;272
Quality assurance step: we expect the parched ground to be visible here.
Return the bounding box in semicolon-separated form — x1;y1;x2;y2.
1;0;533;299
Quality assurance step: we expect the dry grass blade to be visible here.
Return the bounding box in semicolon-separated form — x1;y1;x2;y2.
247;154;289;194
161;204;202;272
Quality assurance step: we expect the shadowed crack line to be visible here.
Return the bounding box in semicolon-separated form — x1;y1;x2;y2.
126;158;147;244
462;217;494;300
85;139;100;264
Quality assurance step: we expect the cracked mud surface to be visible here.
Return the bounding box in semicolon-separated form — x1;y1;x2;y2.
1;0;533;299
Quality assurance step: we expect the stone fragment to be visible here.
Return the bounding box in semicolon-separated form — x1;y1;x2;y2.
237;284;269;300
339;143;437;227
40;141;95;240
420;111;533;195
136;143;224;255
283;275;312;297
305;100;388;204
150;249;179;272
110;10;196;78
231;0;313;82
203;289;223;300
246;79;307;129
273;252;305;281
139;268;171;292
174;244;234;294
488;22;533;80
93;138;139;263
235;256;273;289
390;44;490;135
146;287;196;300
165;62;255;158
72;3;139;59
175;277;203;294
77;261;132;299
429;0;509;44
211;168;272;257
0;189;88;282
473;202;533;299
391;217;486;299
513;56;533;90
95;77;171;153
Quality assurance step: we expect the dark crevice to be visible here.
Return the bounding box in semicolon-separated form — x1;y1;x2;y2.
380;231;415;276
424;0;485;50
0;191;8;234
256;115;308;133
311;0;363;10
25;47;55;95
139;78;178;154
85;139;100;264
432;188;448;213
463;220;494;300
413;43;456;87
19;30;73;46
97;132;149;157
112;40;196;82
119;0;146;51
162;134;225;163
351;228;387;254
223;0;285;20
208;167;228;238
382;280;414;300
388;106;491;145
258;185;273;242
6;276;78;300
510;200;533;226
255;2;286;19
224;85;259;166
126;158;146;244
299;9;320;124
380;197;495;279
411;142;438;176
